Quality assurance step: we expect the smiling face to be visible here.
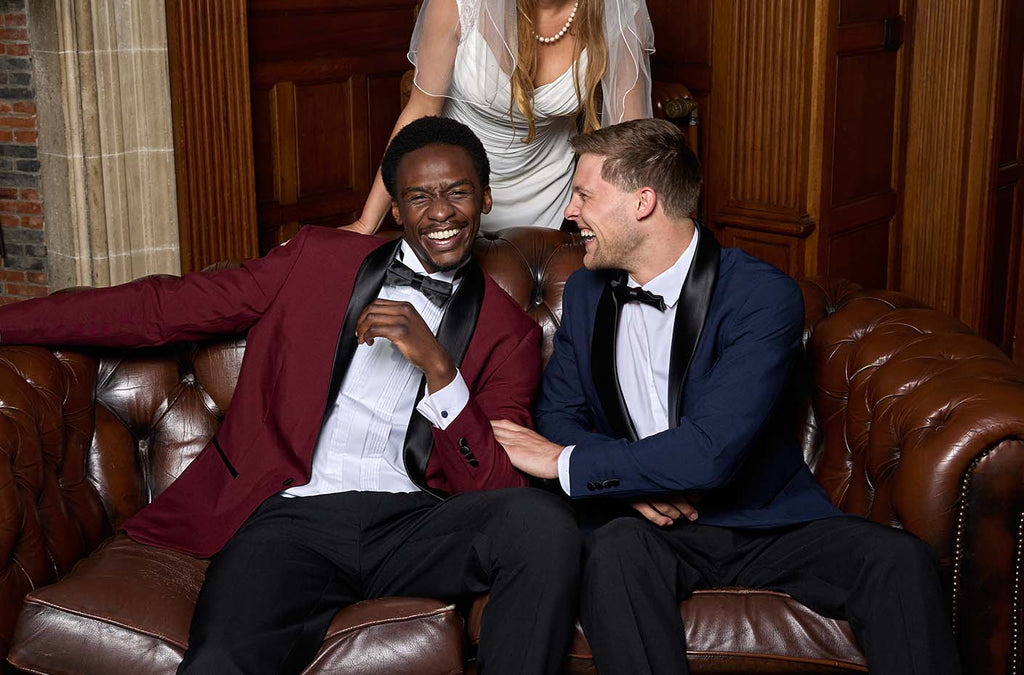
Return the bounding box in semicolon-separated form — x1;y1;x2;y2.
392;143;492;273
564;153;643;271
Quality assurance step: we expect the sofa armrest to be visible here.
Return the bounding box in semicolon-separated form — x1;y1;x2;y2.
0;345;110;661
889;375;1024;674
806;291;1024;673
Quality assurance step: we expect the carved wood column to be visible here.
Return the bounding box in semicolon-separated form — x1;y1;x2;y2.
165;0;258;272
707;1;818;278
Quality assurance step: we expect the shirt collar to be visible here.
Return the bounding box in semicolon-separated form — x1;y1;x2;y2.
398;240;460;285
627;227;699;309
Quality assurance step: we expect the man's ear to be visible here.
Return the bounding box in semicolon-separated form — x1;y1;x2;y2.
482;187;493;214
391;201;402;225
636;187;657;220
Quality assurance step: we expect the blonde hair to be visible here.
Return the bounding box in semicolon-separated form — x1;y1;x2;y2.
511;0;606;143
570;119;702;219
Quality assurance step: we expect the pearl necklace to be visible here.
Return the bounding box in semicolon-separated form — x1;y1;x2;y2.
533;0;578;44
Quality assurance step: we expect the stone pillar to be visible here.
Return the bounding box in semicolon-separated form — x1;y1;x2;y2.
29;0;179;290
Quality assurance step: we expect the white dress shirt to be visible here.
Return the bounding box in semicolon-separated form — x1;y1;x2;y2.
557;229;699;494
285;241;471;496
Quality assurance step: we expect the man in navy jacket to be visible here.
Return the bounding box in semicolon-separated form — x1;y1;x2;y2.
493;119;960;675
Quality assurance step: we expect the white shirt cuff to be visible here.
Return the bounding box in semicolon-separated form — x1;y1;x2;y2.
416;370;470;430
557;445;575;495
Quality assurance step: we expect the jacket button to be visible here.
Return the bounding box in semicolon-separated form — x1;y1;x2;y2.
603;479;620;488
468;459;480;467
282;478;294;487
586;482;598;491
458;438;469;450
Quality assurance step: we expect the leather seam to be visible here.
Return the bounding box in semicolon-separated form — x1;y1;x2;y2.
323;603;458;639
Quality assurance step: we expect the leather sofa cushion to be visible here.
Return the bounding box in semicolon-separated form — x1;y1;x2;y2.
8;534;464;675
468;589;867;674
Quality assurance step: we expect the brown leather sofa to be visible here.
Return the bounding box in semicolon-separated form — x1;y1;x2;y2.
2;226;1021;674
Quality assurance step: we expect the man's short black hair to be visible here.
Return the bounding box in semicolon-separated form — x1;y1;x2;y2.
381;116;490;197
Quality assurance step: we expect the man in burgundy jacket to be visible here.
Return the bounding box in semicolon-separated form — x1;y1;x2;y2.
0;117;579;675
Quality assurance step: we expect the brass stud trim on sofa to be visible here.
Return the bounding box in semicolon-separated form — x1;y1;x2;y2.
1013;514;1024;675
953;449;1024;674
952;453;983;637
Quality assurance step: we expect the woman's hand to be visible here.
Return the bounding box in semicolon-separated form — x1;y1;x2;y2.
339;219;377;235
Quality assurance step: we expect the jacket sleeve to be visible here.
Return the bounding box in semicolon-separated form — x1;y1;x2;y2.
427;321;542;492
0;228;311;348
564;274;805;499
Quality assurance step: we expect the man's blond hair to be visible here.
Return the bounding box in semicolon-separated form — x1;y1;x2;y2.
570;119;701;220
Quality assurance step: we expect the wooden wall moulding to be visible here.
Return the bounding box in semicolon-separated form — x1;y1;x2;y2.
165;0;259;273
248;0;417;253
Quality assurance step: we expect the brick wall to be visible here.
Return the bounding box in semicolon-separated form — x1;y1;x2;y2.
0;0;44;305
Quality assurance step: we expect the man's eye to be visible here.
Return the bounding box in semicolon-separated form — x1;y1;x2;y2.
449;190;469;198
409;195;428;204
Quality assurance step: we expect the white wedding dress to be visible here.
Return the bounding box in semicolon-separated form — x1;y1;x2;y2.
443;13;587;231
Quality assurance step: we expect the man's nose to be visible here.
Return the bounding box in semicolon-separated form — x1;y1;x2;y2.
428;195;457;221
564;196;580;220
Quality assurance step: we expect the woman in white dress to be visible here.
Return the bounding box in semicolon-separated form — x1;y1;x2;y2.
347;0;655;233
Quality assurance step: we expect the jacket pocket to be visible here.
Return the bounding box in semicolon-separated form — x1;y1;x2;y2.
211;435;239;478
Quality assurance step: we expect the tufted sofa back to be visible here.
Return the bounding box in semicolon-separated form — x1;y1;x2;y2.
3;228;1024;670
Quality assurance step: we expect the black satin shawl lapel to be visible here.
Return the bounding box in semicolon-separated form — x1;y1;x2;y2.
591;272;639;442
404;260;485;498
321;238;401;424
667;225;720;428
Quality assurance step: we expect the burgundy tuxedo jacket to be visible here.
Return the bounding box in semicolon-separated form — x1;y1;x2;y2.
0;227;541;557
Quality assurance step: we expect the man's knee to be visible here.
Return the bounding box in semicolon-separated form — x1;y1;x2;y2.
582;517;659;579
853;522;941;586
491;488;580;559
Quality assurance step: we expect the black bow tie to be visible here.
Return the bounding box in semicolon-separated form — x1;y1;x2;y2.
610;278;667;311
384;259;454;307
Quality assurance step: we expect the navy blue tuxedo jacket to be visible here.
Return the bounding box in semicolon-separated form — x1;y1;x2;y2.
535;229;841;528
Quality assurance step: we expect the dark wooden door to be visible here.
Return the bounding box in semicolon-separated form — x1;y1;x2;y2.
815;0;908;289
248;0;418;253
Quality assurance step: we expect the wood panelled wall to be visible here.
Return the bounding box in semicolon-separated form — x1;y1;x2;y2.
675;0;909;286
247;0;416;253
166;0;259;272
164;1;1024;358
901;0;1024;356
661;0;1024;359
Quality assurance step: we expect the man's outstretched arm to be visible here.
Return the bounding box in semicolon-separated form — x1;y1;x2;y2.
0;227;313;348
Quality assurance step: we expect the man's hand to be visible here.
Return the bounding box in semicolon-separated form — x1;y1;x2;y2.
490;419;562;479
631;496;699;527
356;299;456;392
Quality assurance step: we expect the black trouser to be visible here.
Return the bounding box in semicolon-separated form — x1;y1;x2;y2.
580;515;961;675
178;488;580;675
